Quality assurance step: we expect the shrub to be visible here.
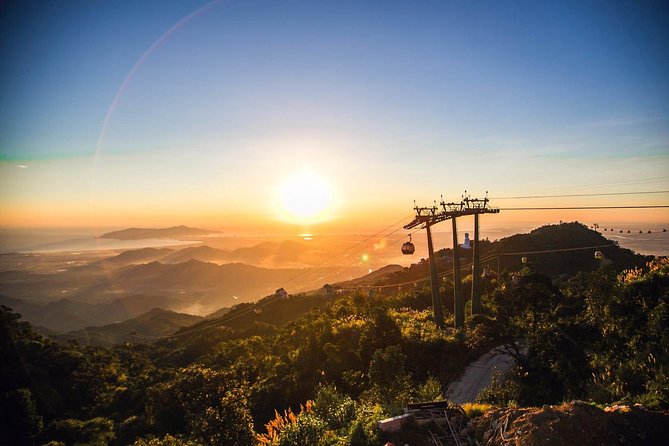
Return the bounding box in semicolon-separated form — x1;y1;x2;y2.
476;370;518;406
313;385;356;430
277;413;327;446
414;376;443;403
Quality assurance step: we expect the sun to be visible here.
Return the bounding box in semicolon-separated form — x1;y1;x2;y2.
278;170;333;223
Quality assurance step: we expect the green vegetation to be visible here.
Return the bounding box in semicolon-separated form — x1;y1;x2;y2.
477;257;669;409
1;225;667;445
0;287;487;445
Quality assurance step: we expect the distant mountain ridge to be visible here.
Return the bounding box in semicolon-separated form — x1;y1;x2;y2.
112;259;300;290
334;264;404;288
161;245;228;264
225;240;320;267
2;222;648;338
102;247;176;265
56;308;203;346
100;225;215;240
107;240;321;267
0;293;174;332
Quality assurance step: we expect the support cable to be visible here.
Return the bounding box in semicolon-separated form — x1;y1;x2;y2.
133;242;617;341
502;205;669;210
493;190;669;200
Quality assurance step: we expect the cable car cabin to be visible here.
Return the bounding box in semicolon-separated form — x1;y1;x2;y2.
401;241;415;255
401;235;415;255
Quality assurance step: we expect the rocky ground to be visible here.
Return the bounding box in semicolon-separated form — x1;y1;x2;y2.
383;402;669;446
470;402;669;446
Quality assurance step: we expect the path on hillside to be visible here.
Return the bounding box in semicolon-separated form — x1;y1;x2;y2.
445;345;518;403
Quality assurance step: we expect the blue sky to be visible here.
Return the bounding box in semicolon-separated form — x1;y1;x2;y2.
1;0;668;229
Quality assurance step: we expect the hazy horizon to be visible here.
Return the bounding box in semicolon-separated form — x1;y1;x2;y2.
2;219;668;258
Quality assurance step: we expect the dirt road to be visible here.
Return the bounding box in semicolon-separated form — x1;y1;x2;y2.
445;346;517;403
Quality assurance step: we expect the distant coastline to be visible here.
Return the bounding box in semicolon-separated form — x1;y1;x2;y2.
0;234;196;254
1;223;667;257
99;225;215;240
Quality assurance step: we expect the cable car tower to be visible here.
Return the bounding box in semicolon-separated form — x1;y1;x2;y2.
404;193;499;329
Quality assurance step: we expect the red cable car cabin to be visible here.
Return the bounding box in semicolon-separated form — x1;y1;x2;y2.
401;235;415;255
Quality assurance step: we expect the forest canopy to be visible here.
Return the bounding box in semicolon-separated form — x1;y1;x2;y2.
1;240;667;445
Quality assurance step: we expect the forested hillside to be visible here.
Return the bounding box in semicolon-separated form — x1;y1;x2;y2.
381;222;646;288
2;252;667;445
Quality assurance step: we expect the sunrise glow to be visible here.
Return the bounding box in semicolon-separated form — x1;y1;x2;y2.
277;170;334;224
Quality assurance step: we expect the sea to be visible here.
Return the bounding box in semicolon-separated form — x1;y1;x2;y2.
0;228;195;254
1;225;667;260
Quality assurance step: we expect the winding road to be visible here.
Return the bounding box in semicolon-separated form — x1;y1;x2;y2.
445;345;518;403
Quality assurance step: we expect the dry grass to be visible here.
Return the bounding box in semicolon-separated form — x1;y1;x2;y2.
461;402;493;418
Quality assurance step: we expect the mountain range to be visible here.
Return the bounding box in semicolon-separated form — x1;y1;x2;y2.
1;222;650;342
56;308;203;346
97;239;325;268
0;293;174;333
100;225;215;240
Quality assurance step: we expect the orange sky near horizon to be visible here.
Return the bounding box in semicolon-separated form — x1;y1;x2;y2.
2;148;668;233
2;193;668;235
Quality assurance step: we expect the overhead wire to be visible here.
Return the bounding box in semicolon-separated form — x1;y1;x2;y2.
501;205;669;210
133;192;669;341
500;176;669;195
340;253;500;291
499;243;617;256
493;190;669;200
137;240;618;341
138;228;418;341
134;213;416;340
135;296;283;340
143;235;662;340
254;212;415;293
138;240;617;341
138;223;663;340
601;227;667;234
137;223;426;340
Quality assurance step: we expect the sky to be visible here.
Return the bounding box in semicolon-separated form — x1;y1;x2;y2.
1;0;668;234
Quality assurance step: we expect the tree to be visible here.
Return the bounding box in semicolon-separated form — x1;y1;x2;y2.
0;388;43;445
358;309;402;366
145;365;255;445
367;345;413;412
